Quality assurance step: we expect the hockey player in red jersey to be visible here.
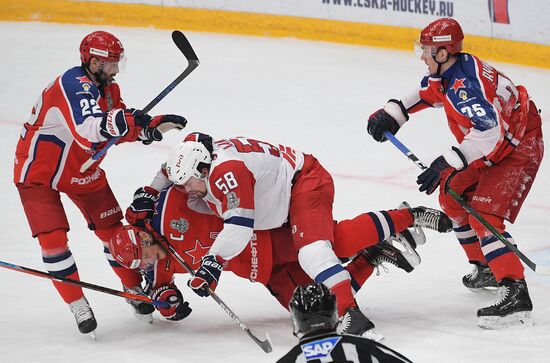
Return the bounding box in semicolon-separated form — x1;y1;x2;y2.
366;18;543;329
13;31;188;336
121;132;452;339
109;178;451;334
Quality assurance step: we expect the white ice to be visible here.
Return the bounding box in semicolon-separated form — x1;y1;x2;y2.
1;22;549;362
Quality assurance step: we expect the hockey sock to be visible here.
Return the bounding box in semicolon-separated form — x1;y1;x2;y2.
38;230;84;304
333;209;413;257
481;233;525;281
329;279;358;316
345;255;375;295
453;224;487;264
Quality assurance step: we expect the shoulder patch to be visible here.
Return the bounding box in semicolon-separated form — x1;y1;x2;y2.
300;336;341;361
226;191;240;210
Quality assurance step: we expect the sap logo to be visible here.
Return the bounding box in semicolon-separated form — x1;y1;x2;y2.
300;336;341;361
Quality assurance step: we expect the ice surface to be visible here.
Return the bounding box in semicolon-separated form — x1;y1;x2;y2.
1;22;549;362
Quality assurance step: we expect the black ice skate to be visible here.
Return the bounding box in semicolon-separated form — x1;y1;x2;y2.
477;278;534;330
124;285;155;323
337;307;384;342
462;262;499;294
364;231;421;273
69;296;97;339
401;201;453;233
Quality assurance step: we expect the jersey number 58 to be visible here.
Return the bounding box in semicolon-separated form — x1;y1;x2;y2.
215;172;239;194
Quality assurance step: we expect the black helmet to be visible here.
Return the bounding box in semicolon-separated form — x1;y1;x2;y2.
289;283;338;337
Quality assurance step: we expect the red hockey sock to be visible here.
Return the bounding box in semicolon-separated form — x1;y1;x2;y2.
52;271;84;304
333;209;413;257
345;255;375;294
330;280;358;317
488;253;525;281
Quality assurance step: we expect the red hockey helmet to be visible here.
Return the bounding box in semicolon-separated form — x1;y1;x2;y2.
80;31;124;64
109;225;145;269
420;18;464;55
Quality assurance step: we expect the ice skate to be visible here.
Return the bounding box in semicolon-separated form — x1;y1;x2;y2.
462;262;499;294
477;278;534;330
69;296;97;339
364;232;421;273
124;285;155;323
401;201;452;233
337;307;384;342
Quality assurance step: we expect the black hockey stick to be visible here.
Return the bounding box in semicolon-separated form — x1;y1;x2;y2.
148;227;273;353
80;30;200;173
383;131;550;275
0;259;170;308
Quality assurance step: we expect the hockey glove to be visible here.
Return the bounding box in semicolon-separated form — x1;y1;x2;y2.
417;147;468;195
100;108;151;141
139;114;188;145
367;100;407;142
188;254;225;297
151;284;192;321
125;186;159;227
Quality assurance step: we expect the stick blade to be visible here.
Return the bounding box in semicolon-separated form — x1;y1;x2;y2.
172;30;199;63
534;265;550;275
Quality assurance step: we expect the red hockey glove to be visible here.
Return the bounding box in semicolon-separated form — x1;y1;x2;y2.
151;284;192;321
188;255;225;297
139;114;188;145
125;186;159;227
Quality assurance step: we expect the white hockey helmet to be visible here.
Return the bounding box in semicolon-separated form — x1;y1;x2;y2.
166;141;212;185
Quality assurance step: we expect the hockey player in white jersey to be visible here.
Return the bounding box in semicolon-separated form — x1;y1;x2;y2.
164;133;450;339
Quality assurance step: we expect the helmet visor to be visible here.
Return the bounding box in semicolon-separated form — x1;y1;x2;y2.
100;56;126;74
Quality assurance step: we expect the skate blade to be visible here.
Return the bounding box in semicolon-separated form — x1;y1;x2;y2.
133;311;154;324
362;328;385;342
478;311;535;330
391;235;421;268
467;286;499;296
411;225;426;246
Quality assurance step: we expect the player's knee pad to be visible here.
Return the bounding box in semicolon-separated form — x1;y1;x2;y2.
94;221;123;242
470;213;505;238
37;229;68;252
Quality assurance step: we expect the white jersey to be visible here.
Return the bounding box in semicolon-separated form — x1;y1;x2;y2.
204;137;304;260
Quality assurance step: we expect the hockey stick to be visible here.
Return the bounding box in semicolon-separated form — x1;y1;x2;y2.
383;131;550;275
80;30;200;173
0;259;171;308
150;232;273;353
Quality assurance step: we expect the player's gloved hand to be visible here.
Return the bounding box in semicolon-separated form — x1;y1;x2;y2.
417;147;468;195
367;100;408;142
151;284;192;321
139;115;188;145
100;108;151;141
125;186;159;227
188;254;225;297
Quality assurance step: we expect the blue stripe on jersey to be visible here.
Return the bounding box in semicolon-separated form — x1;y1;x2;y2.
367;212;384;241
24;134;66;184
314;264;345;284
224;216;254;228
151;189;169;234
380;211;395;237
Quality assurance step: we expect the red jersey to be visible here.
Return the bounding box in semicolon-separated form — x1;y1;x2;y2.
400;53;529;168
14;66;125;192
145;186;273;290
